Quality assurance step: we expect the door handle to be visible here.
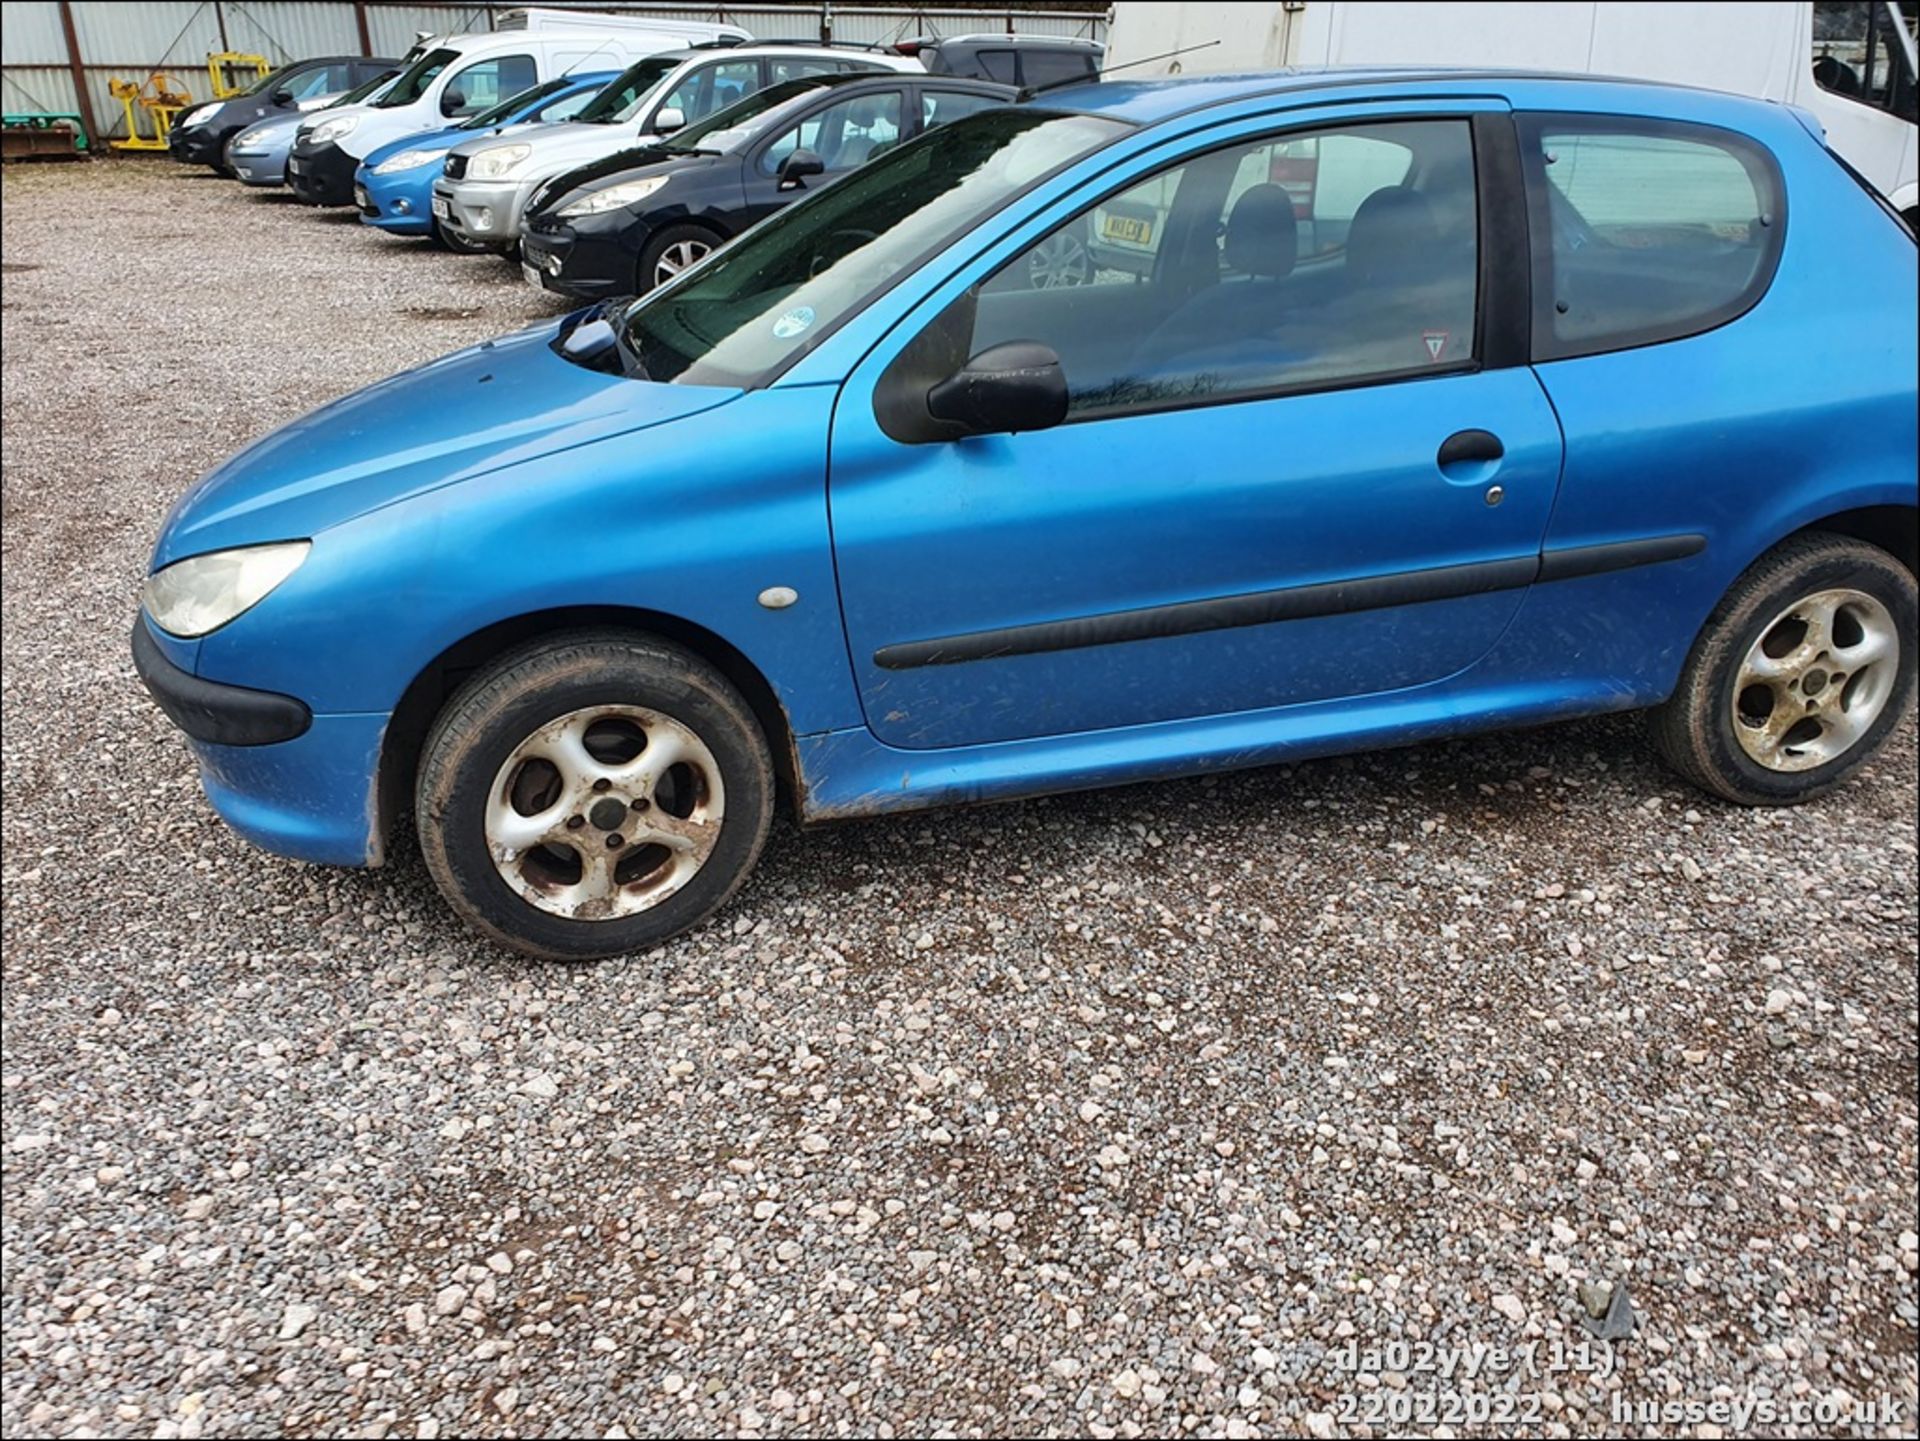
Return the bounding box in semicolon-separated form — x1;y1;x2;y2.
1437;429;1505;468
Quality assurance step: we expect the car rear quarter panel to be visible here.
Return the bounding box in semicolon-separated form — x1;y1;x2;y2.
1498;81;1917;695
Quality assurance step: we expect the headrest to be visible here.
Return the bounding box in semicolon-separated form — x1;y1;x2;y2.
1346;186;1442;287
1223;183;1299;279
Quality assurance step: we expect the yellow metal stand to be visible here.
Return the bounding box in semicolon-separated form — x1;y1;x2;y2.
207;52;271;99
108;74;192;151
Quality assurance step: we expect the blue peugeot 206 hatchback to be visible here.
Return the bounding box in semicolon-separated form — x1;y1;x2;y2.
136;69;1918;959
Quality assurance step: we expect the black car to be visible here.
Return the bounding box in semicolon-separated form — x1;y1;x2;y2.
168;56;399;170
895;33;1103;88
519;72;1013;299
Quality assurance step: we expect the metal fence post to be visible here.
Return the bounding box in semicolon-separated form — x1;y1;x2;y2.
56;0;103;148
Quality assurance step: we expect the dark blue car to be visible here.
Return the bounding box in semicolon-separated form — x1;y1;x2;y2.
136;70;1918;959
355;71;620;249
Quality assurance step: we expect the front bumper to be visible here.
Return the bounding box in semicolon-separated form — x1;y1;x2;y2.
228;144;289;187
132;617;386;866
169;124;227;166
430;177;528;248
286;140;358;205
519;217;635;300
357;164;435;235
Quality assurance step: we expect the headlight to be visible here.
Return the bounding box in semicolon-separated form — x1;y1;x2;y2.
372;148;439;175
307;114;359;146
556;174;669;218
234;126;274;149
142;542;311;638
466;143;532;179
178;106;218;130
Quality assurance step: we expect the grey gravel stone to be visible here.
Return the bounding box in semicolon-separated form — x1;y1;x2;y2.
2;160;1916;1440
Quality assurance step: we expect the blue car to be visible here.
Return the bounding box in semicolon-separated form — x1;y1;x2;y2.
136;70;1917;959
355;71;619;249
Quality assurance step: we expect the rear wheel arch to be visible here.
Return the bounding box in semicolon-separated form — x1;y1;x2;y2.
377;606;797;855
1782;504;1918;578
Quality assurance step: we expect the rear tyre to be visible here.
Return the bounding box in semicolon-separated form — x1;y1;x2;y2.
1649;532;1915;805
416;631;775;960
637;223;722;293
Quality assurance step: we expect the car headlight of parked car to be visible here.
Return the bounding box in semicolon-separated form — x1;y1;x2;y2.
234;126;275;149
555;175;669;218
466;143;533;179
143;542;310;638
373;148;440;175
307;114;359;146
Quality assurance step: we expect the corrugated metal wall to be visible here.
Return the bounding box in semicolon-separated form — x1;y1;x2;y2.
1;2;1108;143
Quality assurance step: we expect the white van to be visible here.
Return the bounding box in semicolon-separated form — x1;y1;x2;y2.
284;7;750;205
1105;1;1919;223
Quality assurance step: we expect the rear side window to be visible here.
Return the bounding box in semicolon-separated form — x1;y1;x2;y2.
975;50;1020;85
1020;49;1097;89
1518;115;1784;361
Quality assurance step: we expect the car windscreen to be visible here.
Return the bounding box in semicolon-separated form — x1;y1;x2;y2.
577;56;680;123
375;47;456;108
332;69;398;108
462;77;564;129
619;108;1126;388
244;65;293;97
659;79;832;154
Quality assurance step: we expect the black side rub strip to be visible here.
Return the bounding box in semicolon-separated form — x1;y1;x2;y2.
132;619;313;747
873;534;1706;671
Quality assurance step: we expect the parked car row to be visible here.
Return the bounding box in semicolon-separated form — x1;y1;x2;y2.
169;7;1100;298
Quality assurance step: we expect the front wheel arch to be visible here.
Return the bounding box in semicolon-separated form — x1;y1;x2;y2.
378;606;797;856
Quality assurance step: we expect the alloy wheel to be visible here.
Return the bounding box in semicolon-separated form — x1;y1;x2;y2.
1026;231;1092;289
485;705;725;920
1732;587;1900;772
653;238;712;288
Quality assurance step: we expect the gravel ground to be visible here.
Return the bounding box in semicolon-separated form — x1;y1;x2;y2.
3;161;1917;1440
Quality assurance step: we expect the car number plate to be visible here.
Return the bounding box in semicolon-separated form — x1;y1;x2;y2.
1101;214;1151;245
287;157;304;175
521;261;545;290
431;195;451;220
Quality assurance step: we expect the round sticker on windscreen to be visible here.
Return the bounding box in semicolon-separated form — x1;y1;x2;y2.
772;305;815;339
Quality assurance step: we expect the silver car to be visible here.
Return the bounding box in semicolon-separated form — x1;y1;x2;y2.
226;70;398;186
431;43;918;251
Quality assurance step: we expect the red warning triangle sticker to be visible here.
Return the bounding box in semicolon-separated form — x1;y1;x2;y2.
1422;330;1449;361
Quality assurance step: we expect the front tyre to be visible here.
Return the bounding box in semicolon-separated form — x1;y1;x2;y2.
637;223;721;293
416;631;774;959
1650;532;1915;805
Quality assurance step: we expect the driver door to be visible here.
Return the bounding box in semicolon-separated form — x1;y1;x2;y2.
826;103;1567;751
741;87;908;228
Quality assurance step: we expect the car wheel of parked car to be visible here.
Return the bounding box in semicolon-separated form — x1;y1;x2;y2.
431;218;497;255
415;630;775;959
1650;532;1916;805
1023;223;1093;289
639;224;720;292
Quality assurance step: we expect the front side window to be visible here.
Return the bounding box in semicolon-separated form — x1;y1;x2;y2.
759;90;905;174
442;55;536;117
282;64;350;101
961;118;1476;421
1519;116;1784;360
620;108;1127;387
1813;1;1919;120
662;60;762;125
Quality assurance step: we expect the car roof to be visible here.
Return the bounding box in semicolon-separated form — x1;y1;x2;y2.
926;34;1102;50
1038;65;1799;124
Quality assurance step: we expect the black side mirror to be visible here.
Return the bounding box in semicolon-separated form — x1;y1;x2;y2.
777;147;825;191
441;89;467;116
271;89;294;106
926;342;1068;437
